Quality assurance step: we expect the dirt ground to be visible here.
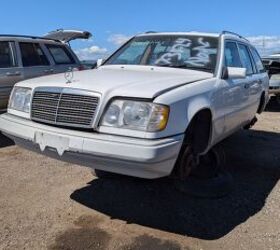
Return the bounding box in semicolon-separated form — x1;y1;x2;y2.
0;98;279;250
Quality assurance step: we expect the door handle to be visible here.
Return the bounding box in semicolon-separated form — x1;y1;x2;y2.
257;79;263;84
244;83;250;89
6;71;21;77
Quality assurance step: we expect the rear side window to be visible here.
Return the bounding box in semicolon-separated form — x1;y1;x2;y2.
238;44;254;75
250;47;266;73
0;41;16;68
225;42;242;68
19;43;49;67
46;44;75;64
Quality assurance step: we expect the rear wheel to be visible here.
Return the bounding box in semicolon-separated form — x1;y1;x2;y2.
243;116;258;130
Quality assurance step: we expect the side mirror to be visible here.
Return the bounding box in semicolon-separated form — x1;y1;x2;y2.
222;67;247;80
96;58;104;68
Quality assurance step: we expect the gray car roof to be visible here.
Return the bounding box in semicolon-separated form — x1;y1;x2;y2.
0;35;62;44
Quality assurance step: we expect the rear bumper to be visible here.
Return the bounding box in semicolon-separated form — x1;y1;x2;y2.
0;113;183;179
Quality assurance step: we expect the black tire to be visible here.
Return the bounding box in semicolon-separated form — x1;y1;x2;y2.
175;144;226;180
174;144;233;198
243;116;258;130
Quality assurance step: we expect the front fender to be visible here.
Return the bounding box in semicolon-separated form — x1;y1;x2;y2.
186;96;213;126
150;79;218;140
150;94;213;140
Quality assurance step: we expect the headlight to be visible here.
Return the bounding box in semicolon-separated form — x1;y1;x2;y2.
101;100;169;132
9;87;32;113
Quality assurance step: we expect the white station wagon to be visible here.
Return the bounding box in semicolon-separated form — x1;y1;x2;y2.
0;31;269;180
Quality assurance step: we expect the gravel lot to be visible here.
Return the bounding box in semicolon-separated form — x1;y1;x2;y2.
0;99;280;250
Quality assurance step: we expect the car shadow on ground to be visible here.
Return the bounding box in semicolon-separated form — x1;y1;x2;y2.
0;133;14;148
71;128;280;240
266;96;280;112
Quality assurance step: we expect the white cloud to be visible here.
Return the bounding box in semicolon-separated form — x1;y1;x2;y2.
247;36;280;56
75;45;109;60
108;34;131;46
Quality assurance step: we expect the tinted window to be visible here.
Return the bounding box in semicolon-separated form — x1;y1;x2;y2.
250;47;265;73
225;42;242;68
238;44;254;75
0;42;15;68
19;43;49;67
46;44;75;64
106;35;219;73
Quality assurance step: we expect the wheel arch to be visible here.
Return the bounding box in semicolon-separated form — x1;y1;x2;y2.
184;105;214;156
171;106;214;178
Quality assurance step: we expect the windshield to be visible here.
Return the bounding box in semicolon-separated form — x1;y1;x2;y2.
105;35;219;73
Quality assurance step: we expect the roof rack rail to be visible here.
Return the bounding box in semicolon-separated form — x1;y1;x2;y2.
221;31;249;42
0;34;61;42
145;31;157;34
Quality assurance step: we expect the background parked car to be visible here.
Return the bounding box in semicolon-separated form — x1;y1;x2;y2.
262;55;280;104
0;29;92;111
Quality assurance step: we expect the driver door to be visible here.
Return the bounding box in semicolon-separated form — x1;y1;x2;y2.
222;41;251;133
236;43;256;123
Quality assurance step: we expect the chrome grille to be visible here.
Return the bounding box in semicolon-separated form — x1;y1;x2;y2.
31;89;99;128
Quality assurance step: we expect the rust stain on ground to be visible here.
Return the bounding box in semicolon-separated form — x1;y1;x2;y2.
49;215;111;250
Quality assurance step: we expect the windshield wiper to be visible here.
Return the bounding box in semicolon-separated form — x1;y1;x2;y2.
155;64;213;72
182;66;213;72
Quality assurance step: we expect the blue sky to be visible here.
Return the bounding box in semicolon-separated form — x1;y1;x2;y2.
1;0;280;58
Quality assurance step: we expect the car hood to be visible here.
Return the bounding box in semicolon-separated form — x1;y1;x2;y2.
18;65;213;99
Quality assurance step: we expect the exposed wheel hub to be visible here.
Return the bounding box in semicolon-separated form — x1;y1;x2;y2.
178;145;225;180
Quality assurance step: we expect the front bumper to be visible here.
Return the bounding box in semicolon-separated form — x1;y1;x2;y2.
0;113;183;179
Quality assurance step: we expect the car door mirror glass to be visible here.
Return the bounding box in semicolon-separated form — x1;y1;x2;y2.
227;67;247;79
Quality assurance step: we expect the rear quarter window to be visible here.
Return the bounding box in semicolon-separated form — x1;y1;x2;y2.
19;42;49;67
46;44;75;65
250;47;266;73
238;43;254;75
